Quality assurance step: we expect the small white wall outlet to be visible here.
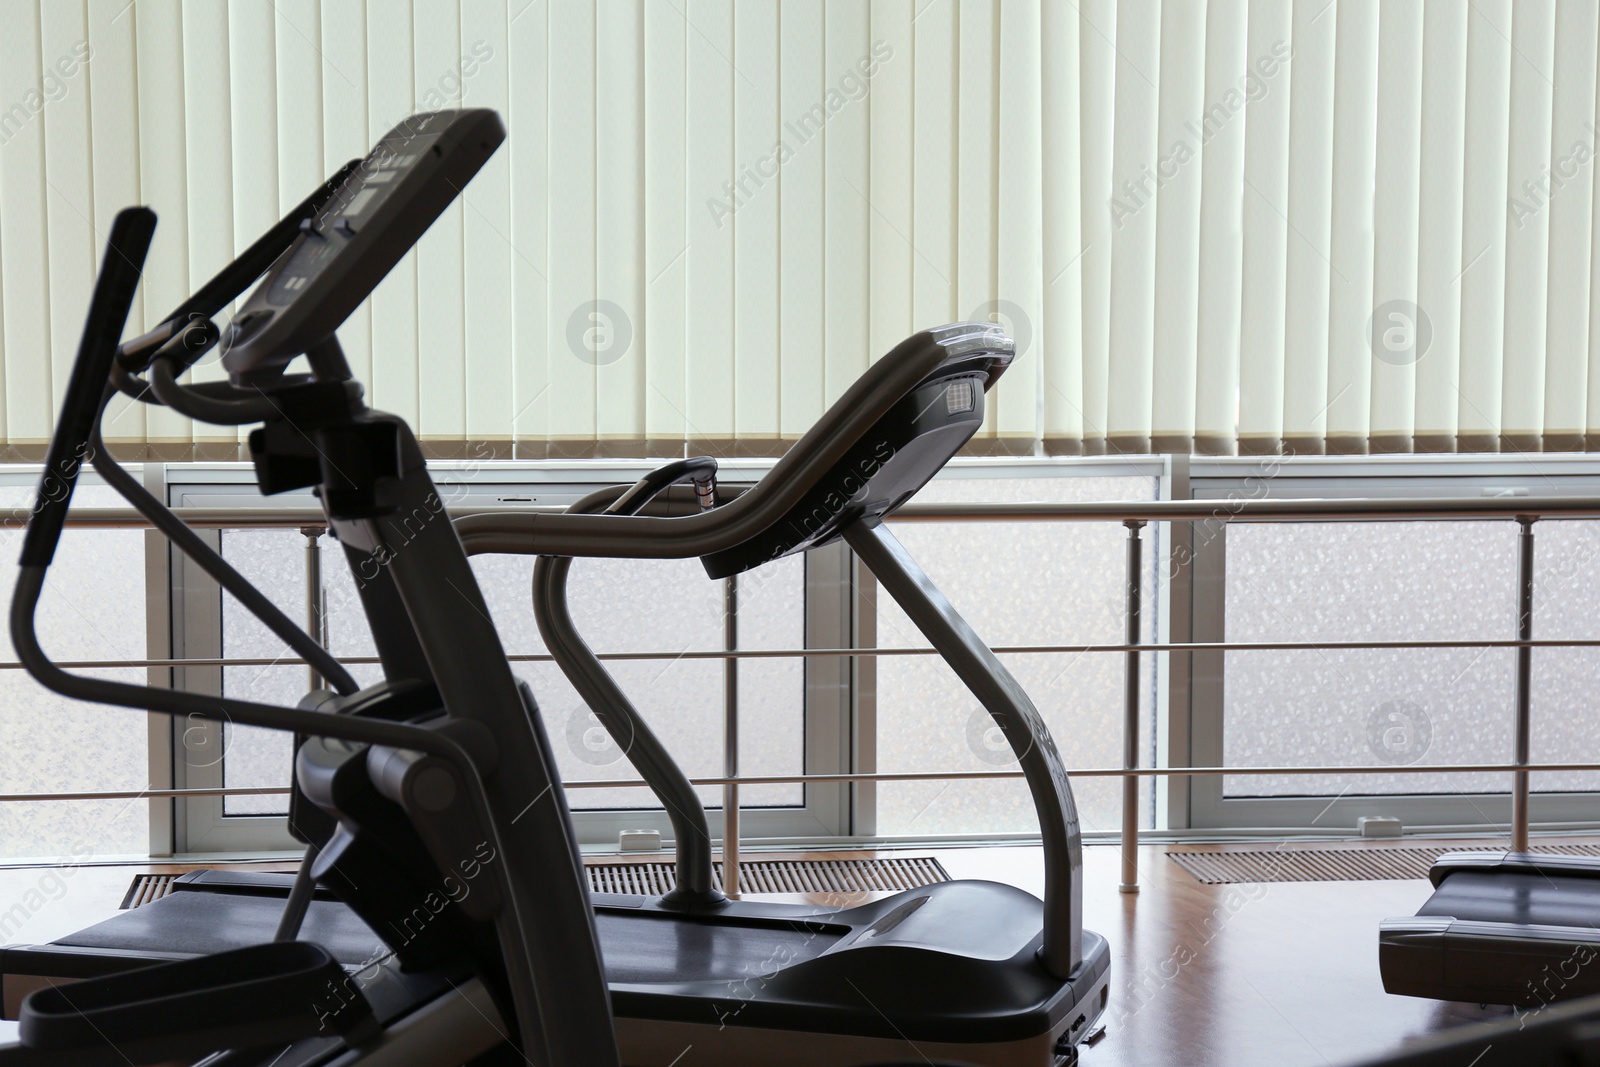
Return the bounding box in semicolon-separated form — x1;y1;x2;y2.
1358;816;1403;839
619;829;663;852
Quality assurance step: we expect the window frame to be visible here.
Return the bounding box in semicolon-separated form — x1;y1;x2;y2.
1183;454;1600;834
164;461;852;853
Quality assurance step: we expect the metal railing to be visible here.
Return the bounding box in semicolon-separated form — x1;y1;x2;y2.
12;493;1600;887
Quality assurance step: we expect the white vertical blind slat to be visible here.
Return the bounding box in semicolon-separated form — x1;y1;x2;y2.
0;0;49;445
1149;0;1207;454
825;0;872;411
1324;0;1379;449
320;0;372;393
1237;0;1295;451
183;0;235;440
1280;0;1335;448
461;0;514;447
1500;0;1558;449
644;1;686;449
40;1;95;425
869;0;914;372
1104;0;1160;452
1077;0;1117;453
1040;0;1083;452
777;0;824;439
413;0;466;442
89;0;146;443
683;0;733;446
135;0;192;446
275;0;324;217
994;0;1041;446
1368;1;1425;449
1540;0;1598;447
365;0;419;429
1413;0;1468;449
734;0;780;445
1457;0;1513;450
596;0;645;448
546;0;597;447
508;0;551;449
1194;0;1249;454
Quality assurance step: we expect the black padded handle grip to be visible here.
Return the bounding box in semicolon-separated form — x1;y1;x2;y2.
20;207;156;568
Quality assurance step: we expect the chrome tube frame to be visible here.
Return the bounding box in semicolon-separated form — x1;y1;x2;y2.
15;494;1600;855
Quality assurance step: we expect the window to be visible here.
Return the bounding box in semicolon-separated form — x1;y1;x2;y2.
872;464;1161;839
171;462;846;852
0;481;148;861
1188;458;1600;832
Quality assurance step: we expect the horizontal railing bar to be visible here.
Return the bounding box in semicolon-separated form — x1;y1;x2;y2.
891;498;1600;523
0;786;292;803
34;495;1600;532
565;762;1600;788
14;763;1600;804
16;634;1600;672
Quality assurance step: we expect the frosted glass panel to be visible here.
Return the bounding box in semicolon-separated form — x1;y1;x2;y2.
472;551;805;811
0;485;147;859
1223;521;1519;796
1525;521;1600;792
221;530;312;815
222;526;806;815
875;475;1160;837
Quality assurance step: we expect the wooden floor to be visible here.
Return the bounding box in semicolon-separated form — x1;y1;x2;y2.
0;840;1525;1065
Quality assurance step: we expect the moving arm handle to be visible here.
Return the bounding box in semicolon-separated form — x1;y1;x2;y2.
533;458;724;906
20;207;155;570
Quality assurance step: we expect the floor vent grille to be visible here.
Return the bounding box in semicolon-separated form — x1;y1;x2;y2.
120;874;178;909
121;856;950;910
587;856;950;897
1169;843;1600;885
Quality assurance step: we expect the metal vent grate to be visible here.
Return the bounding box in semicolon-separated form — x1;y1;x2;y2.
1169;843;1600;885
120;857;950;911
588;856;950;896
120;873;178;909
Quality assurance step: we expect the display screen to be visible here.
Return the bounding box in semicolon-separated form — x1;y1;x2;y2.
343;187;380;216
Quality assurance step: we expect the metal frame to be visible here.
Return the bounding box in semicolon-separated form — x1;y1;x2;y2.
163;466;849;854
1184;459;1600;835
10;457;1600;875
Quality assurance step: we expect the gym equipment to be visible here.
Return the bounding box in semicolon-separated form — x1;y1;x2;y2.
4;109;617;1067
1380;851;1600;1006
1344;991;1600;1066
2;106;1109;1067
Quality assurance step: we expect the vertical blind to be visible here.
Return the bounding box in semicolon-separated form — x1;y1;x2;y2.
1;0;1599;459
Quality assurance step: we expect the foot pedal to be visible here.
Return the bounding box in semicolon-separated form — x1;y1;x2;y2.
0;941;376;1066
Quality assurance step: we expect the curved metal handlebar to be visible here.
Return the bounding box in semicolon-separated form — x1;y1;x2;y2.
533;461;724;906
21;208;155;570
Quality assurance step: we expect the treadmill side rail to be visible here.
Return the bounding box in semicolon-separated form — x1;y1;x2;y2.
844;522;1084;981
1427;850;1600;886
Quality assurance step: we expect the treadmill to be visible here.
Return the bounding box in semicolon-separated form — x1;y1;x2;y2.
1;108;1110;1066
5;323;1114;1066
1380;851;1600;1006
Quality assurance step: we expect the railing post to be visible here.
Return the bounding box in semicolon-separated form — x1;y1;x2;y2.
1121;520;1145;894
1513;515;1536;852
723;574;740;897
302;526;327;691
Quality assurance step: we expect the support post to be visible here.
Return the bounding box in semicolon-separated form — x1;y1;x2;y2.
1121;520;1145;893
1513;516;1535;852
722;574;740;897
302;527;327;691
